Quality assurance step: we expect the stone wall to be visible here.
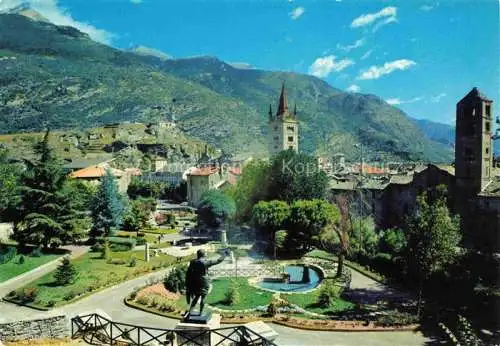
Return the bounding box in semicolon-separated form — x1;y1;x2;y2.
0;315;69;342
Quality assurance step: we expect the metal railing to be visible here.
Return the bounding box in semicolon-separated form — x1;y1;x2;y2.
71;313;278;346
208;267;274;278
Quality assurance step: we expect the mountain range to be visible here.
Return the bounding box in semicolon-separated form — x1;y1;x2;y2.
0;8;457;162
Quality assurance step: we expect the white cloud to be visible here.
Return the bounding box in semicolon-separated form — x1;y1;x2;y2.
360;49;373;60
337;38;366;52
420;3;439;11
386;96;423;105
430;92;446;103
350;6;397;30
372;16;397;32
130;0;143;3
357;59;416;80
347;84;361;92
309;55;354;78
289;7;305;20
0;0;114;44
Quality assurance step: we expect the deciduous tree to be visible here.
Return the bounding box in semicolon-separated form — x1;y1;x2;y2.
197;190;236;228
268;150;328;203
406;193;461;316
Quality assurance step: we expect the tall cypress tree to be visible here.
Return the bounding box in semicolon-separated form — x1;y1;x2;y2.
13;130;83;248
90;169;125;238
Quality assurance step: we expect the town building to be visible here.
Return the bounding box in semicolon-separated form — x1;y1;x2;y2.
268;83;299;156
186;166;225;206
329;88;500;249
69;164;133;193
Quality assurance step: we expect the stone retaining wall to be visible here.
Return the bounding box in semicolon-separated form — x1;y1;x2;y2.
0;315;69;342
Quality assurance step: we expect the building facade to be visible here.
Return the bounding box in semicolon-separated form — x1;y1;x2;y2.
455;87;494;196
268;83;299;156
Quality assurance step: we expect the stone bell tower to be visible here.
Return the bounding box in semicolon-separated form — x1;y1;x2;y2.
455;87;494;195
268;82;299;156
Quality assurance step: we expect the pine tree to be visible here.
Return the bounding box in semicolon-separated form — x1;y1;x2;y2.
90;169;125;237
12;130;84;248
54;256;78;286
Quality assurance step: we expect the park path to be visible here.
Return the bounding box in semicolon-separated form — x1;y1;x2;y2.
0;259;434;346
0;245;89;299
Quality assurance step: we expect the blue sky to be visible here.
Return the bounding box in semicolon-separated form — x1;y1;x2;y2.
2;0;498;126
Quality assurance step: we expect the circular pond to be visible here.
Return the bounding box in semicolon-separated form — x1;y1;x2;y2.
257;265;323;292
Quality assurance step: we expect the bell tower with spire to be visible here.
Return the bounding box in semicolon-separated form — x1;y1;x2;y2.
268;82;299;156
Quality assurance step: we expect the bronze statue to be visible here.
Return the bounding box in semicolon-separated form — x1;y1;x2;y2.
184;248;228;319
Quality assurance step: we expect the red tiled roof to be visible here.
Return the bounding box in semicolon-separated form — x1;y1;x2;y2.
69;165;124;179
354;164;386;174
189;167;218;176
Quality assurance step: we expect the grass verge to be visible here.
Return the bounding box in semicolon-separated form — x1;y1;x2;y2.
6;250;193;309
0;246;64;283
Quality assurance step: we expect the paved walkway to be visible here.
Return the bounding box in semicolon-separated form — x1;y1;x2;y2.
0;254;434;345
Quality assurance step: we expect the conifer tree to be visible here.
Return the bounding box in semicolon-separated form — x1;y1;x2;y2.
54;256;78;285
90;169;125;237
12;130;84;248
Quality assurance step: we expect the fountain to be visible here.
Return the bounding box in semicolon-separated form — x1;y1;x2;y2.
257;264;322;292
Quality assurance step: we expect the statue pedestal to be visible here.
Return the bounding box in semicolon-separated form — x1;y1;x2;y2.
175;313;221;346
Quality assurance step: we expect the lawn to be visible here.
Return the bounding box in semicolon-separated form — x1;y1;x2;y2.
7;249;193;308
143;228;178;235
206;277;273;310
286;287;355;315
0;246;64;283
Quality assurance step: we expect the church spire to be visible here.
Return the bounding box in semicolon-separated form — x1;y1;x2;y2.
276;81;289;117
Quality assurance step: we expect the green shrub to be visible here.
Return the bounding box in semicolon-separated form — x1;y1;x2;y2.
0;246;17;264
63;291;76;301
18;255;25;264
163;265;188;293
224;280;240;306
54;257;78;286
129;256;137;267
375;310;418;327
30;247;43;257
90;243;103;253
136;237;146;246
107;236;137;250
267;302;277;317
317;280;340;308
150;295;162;307
136;295;152;306
110;244;132;252
158;300;175;312
107;258;127;265
101;239;110;260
